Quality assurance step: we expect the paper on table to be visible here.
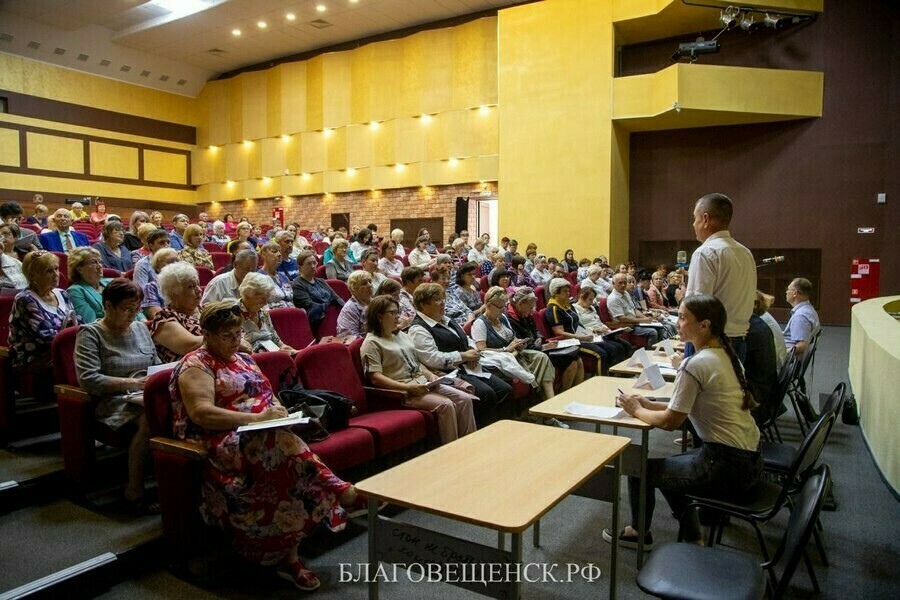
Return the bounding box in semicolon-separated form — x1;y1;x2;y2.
553;338;580;349
627;348;653;368
657;338;676;357
236;412;309;433
564;402;624;419
659;366;679;376
147;361;179;376
634;364;666;390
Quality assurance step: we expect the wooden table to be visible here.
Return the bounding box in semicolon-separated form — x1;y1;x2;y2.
356;420;630;599
652;339;686;352
608;351;679;380
530;376;675;568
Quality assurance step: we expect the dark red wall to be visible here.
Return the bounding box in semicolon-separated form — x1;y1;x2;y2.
624;0;899;325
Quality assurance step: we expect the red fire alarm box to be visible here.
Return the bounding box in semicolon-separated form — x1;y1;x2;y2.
272;207;284;228
850;258;880;304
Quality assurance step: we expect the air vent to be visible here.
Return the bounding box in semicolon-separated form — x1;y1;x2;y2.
176;79;187;86
308;19;333;29
77;53;89;61
159;74;169;82
0;33;13;43
54;47;66;55
140;70;151;77
206;48;227;55
27;41;41;50
99;59;111;66
120;65;131;72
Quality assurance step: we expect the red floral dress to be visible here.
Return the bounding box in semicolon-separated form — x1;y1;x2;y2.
169;347;351;565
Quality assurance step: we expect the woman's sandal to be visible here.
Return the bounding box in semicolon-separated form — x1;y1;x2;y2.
123;495;161;515
277;560;321;592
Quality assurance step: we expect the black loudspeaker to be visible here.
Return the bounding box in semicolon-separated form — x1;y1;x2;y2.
455;196;469;234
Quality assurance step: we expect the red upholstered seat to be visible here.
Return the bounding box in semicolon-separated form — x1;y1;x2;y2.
314;304;341;339
315;264;328;279
194;266;215;286
597;297;649;348
201;242;222;252
294;343;427;458
313;241;330;256
209;252;231;271
270;307;314;350
102;268;121;278
306;427;376;472
534;286;547;310
326;279;351;301
0;296;15;440
252;351;296;391
51;252;70;289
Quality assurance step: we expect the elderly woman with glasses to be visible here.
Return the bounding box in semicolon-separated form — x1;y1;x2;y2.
324;238;354;282
148;261;205;363
292;250;344;328
257;241;293;308
239;272;296;354
93;221;133;272
336;270;374;339
168;301;366;591
0;223;27;290
361;295;476;445
377;238;404;278
67;247;117;324
140;248;181;320
179;224;214;269
74;279;160;510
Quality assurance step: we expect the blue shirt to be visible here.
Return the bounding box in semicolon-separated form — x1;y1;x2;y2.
277;258;299;281
169;231;185;251
784;300;819;347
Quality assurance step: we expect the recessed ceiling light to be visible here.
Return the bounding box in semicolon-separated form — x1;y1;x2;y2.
286;13;296;21
232;28;241;36
316;4;327;12
257;21;267;29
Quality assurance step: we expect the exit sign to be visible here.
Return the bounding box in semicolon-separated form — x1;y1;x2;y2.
857;227;875;234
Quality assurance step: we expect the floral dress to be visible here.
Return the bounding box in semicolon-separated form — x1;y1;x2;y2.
148;308;202;363
8;289;81;368
179;245;214;269
169;348;351;565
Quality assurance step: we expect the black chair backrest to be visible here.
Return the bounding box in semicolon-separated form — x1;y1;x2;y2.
818;382;846;425
792;330;820;384
769;464;831;599
760;347;799;423
768;409;834;513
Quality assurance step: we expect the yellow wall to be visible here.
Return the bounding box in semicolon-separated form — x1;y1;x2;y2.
498;0;625;261
193;18;500;201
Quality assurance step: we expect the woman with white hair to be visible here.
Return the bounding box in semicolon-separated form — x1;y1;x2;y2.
390;228;406;257
148;261;204;363
580;265;611;299
239;272;297;354
467;237;488;265
336;270;373;339
208;220;231;246
257;241;293;308
140;248;180;319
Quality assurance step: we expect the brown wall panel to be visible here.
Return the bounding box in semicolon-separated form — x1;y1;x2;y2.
624;0;899;325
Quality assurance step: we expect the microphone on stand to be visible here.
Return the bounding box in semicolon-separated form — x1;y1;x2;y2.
757;255;785;269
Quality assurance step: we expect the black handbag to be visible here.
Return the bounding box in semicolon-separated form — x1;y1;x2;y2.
278;385;354;431
842;394;859;425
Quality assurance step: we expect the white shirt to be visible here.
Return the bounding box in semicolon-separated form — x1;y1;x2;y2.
408;311;477;372
468;248;488;264
200;271;240;304
686;230;756;337
669;347;760;450
0;254;27;289
760;311;787;369
606;289;637;319
408;248;433;268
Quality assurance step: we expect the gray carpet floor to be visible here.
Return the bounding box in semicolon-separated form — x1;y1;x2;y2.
92;325;900;599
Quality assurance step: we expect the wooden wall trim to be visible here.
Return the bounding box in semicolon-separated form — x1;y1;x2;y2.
0;89;196;145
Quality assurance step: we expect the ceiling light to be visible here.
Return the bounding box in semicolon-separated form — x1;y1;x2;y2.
395;163;405;171
420;114;432;124
209;145;218;151
243;140;252;146
479;105;490;116
316;4;327;12
347;168;357;176
719;6;740;28
286;13;296;21
257;21;267;29
449;158;459;167
232;28;241;36
226;180;235;186
281;134;290;140
302;172;310;178
369;121;380;130
262;177;271;182
323;128;334;137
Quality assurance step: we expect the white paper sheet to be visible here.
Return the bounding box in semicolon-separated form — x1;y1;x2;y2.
553;338;581;349
463;364;492;379
564;402;624;419
236;412;309;433
657;338;676;357
634;364;666;390
147;361;179;376
627;348;653;368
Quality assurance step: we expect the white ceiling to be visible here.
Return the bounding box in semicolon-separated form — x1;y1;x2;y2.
0;0;519;97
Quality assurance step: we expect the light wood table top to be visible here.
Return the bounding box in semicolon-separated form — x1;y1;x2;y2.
608;352;679;379
530;376;675;430
355;420;629;533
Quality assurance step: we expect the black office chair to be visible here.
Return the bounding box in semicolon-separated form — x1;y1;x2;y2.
637;464;830;600
755;347;798;444
787;330;822;433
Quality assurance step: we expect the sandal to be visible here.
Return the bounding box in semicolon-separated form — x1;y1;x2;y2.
602;528;653;551
123;495;161;515
277;560;321;592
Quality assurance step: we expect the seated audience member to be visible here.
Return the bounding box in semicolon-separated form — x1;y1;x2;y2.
26;204;49;228
489;267;515;291
458;230;471;252
561;249;579;273
69;202;90;223
408;283;510;425
350;227;374;260
398;266;424;326
510;255;534;288
432;267;470;327
325;238;354;282
178;224;214;269
208;220;231;246
197;212;212;235
377;238;404;278
275;231;300;280
472;287;561;412
486;252;508;281
239;272;297;354
530;255;552;287
524;247;537;272
9;251;81;371
39;209;89;253
94;221;133;272
257;241;293;309
417;228;438;254
148;262;204;363
336;271;373;339
201;249;258;304
648;272;670;310
504;239;520;264
0;203;39;252
606;273;661;346
291;250;344;328
544;278;617;375
226;222;256;253
359;248;387;291
221;213;236;234
746;290;778;425
666;271;685;308
575;258;592;281
89;203;107;226
390;228;406;258
572;287;632;364
219;240;254;274
632;271;652;310
479;247;497;277
74;279;159;510
133;228;171;289
0;223;27;290
450;238;469;267
321;232;345;263
132;222;160;263
407;235;436;269
449;262;485;319
507;287;583;391
467;237;489;264
580;265;610;298
372;278;411;327
310;224;326;241
608;294;761;549
67;247;114;323
169;301;364;591
140;248;180;319
784;277;820;356
362;295;476;444
757;292;787;370
286;225;310;257
149;211;164;228
552;263;568;279
168;214;190;251
123;211;149;251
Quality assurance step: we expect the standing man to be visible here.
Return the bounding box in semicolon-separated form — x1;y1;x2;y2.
685;193;756;360
168;214;189;250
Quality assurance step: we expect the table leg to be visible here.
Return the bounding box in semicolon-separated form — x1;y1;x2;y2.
498;531;505;551
609;453;621;600
511;532;523;600
637;430;648;568
367;497;378;600
533;519;540;547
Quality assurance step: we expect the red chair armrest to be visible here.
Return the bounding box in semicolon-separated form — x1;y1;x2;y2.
54;384;91;402
150;437;208;460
